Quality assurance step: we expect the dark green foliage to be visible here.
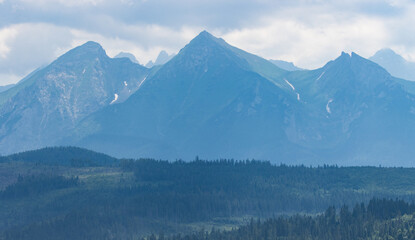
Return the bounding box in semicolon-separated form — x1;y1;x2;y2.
0;146;118;167
161;199;415;240
4;157;415;239
0;174;79;199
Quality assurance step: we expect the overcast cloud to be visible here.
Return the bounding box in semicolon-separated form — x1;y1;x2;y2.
0;0;414;85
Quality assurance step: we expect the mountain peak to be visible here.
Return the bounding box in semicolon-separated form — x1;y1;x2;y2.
331;51;366;65
83;41;102;47
369;48;415;81
340;51;351;58
145;50;176;67
317;51;392;91
175;31;235;62
371;48;406;63
374;48;399;56
172;31;242;69
188;30;223;47
114;52;140;64
154;50;175;65
197;30;214;38
328;51;383;69
325;52;352;67
55;41;107;64
77;41;105;53
158;50;169;58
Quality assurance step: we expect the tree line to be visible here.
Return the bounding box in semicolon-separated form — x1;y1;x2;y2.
4;158;415;239
155;198;415;240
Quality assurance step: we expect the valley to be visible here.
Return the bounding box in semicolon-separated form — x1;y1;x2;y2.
2;147;415;239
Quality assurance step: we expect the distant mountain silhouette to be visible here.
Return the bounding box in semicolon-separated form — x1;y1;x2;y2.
269;59;303;71
145;50;176;68
114;52;140;64
370;48;415;81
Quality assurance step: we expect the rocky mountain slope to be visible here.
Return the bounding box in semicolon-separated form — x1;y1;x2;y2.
71;31;308;161
2;31;415;166
0;41;149;154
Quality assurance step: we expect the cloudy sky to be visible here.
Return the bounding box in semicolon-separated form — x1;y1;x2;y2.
0;0;414;85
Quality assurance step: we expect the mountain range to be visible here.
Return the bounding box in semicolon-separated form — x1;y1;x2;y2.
1;31;415;166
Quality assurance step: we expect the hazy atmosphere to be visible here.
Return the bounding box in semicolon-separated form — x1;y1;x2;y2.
1;0;415;85
4;1;415;239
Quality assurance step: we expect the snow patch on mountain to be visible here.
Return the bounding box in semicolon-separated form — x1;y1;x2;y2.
110;94;118;104
285;79;296;91
285;79;301;101
316;71;325;81
137;76;148;89
326;99;333;114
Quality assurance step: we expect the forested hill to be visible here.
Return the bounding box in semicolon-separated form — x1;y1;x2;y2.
0;146;118;166
4;151;415;239
0;152;415;240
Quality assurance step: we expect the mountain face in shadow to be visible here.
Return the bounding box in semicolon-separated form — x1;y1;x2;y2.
2;32;415;166
72;31;311;162
287;52;415;165
0;41;149;154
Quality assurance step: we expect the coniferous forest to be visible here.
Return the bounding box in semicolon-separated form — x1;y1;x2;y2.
159;199;415;240
2;147;415;239
2;1;415;239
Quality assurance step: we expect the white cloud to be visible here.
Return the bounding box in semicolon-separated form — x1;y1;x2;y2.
382;3;415;61
222;16;388;69
17;0;105;7
0;22;199;85
0;73;23;85
0;23;75;84
0;27;17;59
0;0;415;84
69;24;199;64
